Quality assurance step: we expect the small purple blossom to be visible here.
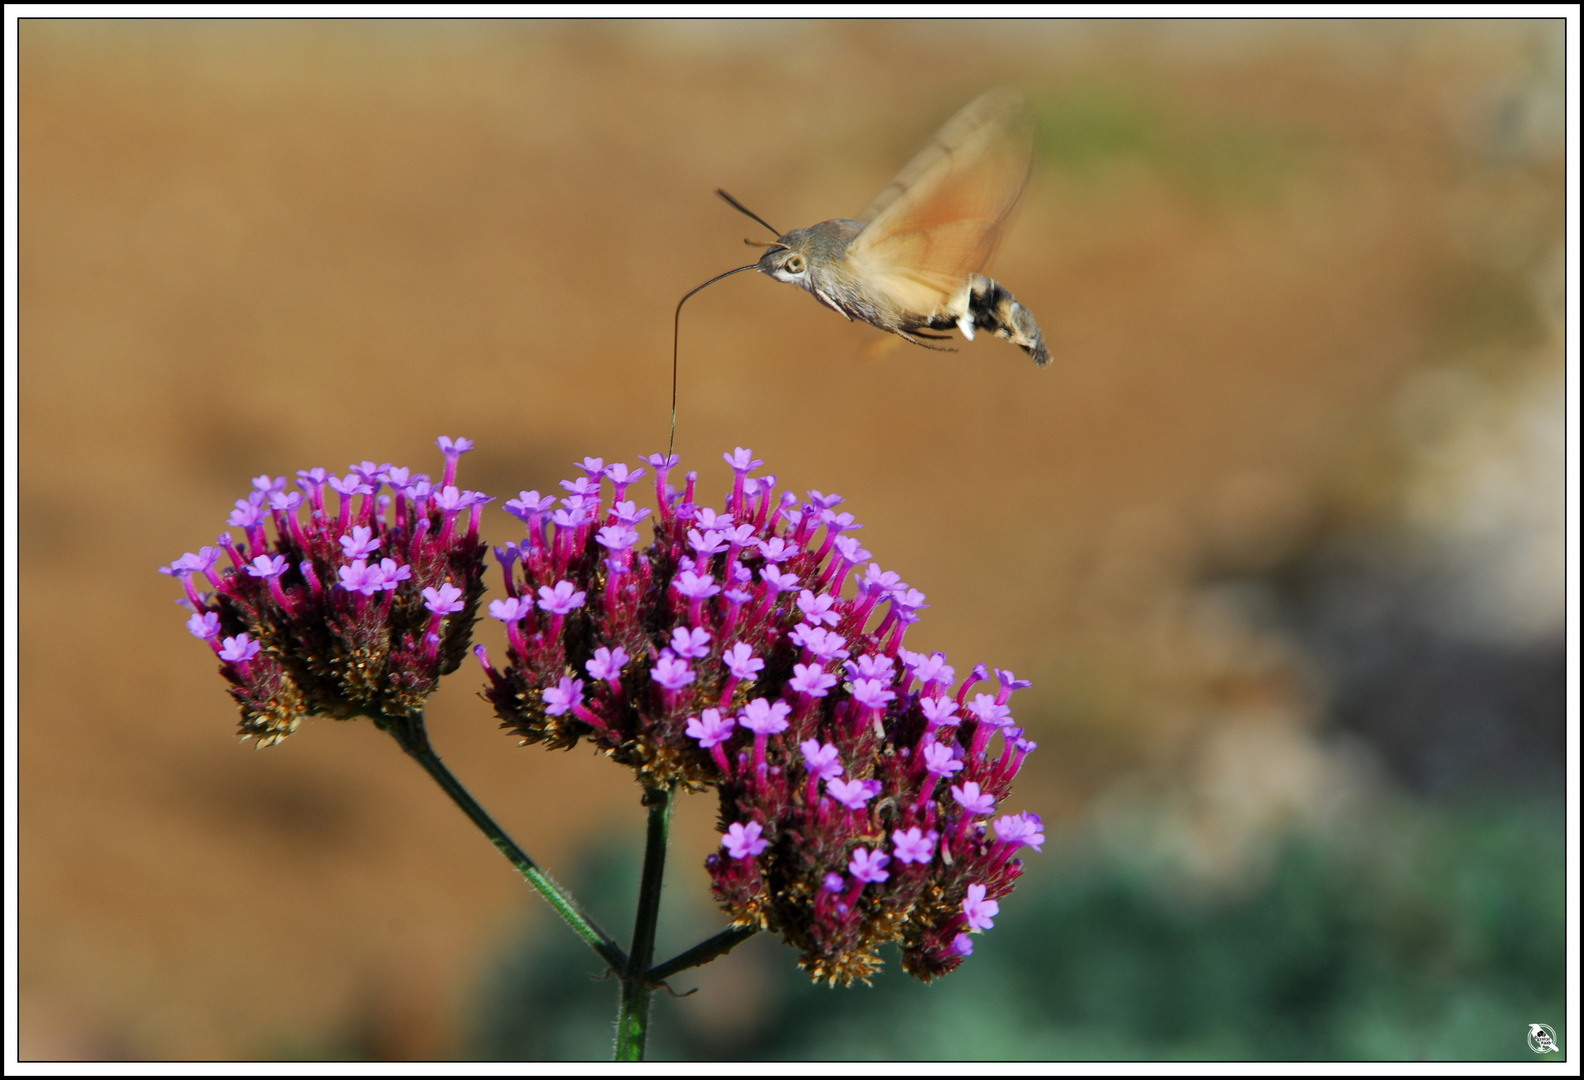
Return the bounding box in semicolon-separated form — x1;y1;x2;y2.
922;739;964;776
891;827;939;866
650;652;695;691
920;698;960;726
950;781;997;817
789;662;838;698
673;569;720;600
994;811;1045;852
724;447;764;473
244;554;289;579
738;697;791;736
595;525;639;552
824;872;846;893
760;564;798;592
339;526;381;560
909;651;955;686
375;558;411;591
536;580;586;615
686;708;736;749
609;500;651;526
846;653;895;681
757;537;796;562
723;821;769;860
488;596;533;622
796;589;840;627
962;883;999;931
186;611;221;639
337;559;385;596
585;646;630;682
218;634;261;664
952;934;974;957
789;623;849;662
966;693;1013;728
542;676;584;717
826;777;881;810
722;642;764;681
800;739;843;781
848;847;890;884
422;582;465;615
669;626;712;659
849;678;896;710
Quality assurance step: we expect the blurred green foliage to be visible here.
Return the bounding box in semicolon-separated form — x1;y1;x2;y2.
1031;81;1313;202
466;797;1564;1061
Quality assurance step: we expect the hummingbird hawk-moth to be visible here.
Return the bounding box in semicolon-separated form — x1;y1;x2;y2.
670;88;1048;452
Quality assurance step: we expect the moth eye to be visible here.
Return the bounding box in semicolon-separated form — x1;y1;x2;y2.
784;255;805;273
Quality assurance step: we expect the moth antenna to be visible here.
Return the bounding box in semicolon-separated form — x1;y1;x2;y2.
670;263;760;459
716;189;782;238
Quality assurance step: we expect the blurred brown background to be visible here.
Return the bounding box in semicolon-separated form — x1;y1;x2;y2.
18;19;1565;1060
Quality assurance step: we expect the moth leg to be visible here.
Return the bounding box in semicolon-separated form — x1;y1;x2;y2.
894;328;958;353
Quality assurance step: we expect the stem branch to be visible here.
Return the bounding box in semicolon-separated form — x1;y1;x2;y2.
646;925;760;984
384;714;628;975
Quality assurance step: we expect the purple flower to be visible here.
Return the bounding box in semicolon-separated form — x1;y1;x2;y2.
824;872;846;893
950;781;996;817
186;611;221;639
825;777;880;810
375;558;411;591
723;821;769;860
227;497;269;529
849;678;896;711
846;653;895;681
650;652;695;691
993;811;1045;852
831;535;870;565
337;559;385;596
891;827;939;866
952;934;974;957
921;741;964;777
760;564;798;592
965;693;1013;728
686;708;736;749
673;569;720;600
536;580;586;615
596;525;639;552
542;676;584;717
267;489;303;513
920;698;960;727
422;582;465;615
252;474;285;494
694;507;732;530
796;589;840;627
789;662;838;698
848;847;890;884
574;456;607;480
800;739;843;781
437;435;474;456
738;697;791;736
339;525;380;560
669;626;712;659
505;490;557;522
610;500;650;526
585;646;630;683
245;554;289;579
909;651;955;686
687;528;728;557
962;883;999;931
757;537;796;563
789;623;849;662
218;634;261;663
860;564;903;594
724;447;764;473
722;643;764;681
488;596;533;622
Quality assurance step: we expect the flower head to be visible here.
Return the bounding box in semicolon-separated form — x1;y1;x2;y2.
163;440;491;746
471;448;1037;986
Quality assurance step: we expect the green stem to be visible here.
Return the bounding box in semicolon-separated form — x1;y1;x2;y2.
383;713;628;975
646;925;760;985
614;783;675;1062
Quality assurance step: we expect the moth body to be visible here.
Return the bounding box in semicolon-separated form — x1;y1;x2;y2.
751;88;1051;367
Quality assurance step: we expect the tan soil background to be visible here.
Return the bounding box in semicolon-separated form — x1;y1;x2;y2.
18;19;1565;1059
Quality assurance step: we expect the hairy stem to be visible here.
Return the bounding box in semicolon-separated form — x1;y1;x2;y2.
614;783;675;1061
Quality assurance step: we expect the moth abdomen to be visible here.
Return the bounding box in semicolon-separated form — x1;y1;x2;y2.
966;273;1050;367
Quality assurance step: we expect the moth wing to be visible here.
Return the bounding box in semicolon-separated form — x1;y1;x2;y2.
848;88;1033;315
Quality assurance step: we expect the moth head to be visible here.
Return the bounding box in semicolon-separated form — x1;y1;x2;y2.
756;237;811;284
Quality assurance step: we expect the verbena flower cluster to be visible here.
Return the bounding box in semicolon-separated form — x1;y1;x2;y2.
161;438;490;746
476;448;1042;984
